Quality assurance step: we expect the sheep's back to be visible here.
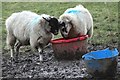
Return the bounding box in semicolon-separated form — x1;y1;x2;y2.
6;11;41;42
59;5;93;39
62;6;93;35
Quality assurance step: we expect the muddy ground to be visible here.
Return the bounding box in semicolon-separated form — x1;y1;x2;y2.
2;43;120;80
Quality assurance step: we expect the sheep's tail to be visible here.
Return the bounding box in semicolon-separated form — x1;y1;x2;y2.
87;25;93;38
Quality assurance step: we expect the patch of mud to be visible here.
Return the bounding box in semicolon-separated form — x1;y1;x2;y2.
2;44;120;79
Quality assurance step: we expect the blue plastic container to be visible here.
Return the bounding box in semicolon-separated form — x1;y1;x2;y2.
82;48;119;78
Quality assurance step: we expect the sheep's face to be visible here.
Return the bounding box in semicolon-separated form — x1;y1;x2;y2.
59;19;73;38
43;17;59;35
49;18;60;35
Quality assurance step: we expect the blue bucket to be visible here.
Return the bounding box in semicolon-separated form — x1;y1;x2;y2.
82;48;119;78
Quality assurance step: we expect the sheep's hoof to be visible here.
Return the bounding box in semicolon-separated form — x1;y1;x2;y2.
14;58;19;63
39;59;44;63
10;57;14;61
39;54;43;61
37;58;46;63
10;57;19;63
40;59;43;61
37;60;44;63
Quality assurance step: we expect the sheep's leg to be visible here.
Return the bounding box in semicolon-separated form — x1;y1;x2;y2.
30;36;44;61
38;48;43;61
10;48;14;58
87;24;93;38
6;34;16;59
10;48;15;64
14;41;21;60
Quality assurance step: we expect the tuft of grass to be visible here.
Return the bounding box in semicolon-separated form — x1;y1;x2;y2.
1;2;118;49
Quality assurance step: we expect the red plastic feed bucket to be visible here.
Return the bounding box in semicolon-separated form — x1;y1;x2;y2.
51;35;89;60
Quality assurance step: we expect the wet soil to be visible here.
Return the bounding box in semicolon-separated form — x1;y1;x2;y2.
2;44;120;80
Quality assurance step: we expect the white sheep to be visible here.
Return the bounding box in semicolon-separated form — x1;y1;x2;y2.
5;11;60;61
59;4;93;39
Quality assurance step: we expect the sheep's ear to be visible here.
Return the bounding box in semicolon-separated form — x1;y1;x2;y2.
42;17;51;31
42;17;51;22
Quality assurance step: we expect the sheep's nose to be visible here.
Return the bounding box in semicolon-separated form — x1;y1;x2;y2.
54;31;58;35
54;32;58;35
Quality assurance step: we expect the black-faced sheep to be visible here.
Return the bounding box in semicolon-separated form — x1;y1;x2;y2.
6;11;60;61
59;4;93;39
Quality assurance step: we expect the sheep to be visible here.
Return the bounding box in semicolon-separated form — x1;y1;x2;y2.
5;11;60;61
59;4;93;39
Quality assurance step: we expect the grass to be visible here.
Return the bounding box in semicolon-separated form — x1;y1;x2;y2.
1;2;119;49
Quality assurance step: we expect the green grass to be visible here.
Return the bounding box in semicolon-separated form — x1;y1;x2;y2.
1;2;119;49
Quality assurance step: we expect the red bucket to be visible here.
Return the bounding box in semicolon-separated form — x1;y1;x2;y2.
51;35;89;60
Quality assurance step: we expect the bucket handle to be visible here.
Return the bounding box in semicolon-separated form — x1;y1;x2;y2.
82;56;95;60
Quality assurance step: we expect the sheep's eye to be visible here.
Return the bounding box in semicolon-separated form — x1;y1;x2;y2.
62;28;65;32
68;21;73;27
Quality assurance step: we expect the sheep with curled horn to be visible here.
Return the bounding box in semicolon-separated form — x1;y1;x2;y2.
59;4;93;39
5;11;60;61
